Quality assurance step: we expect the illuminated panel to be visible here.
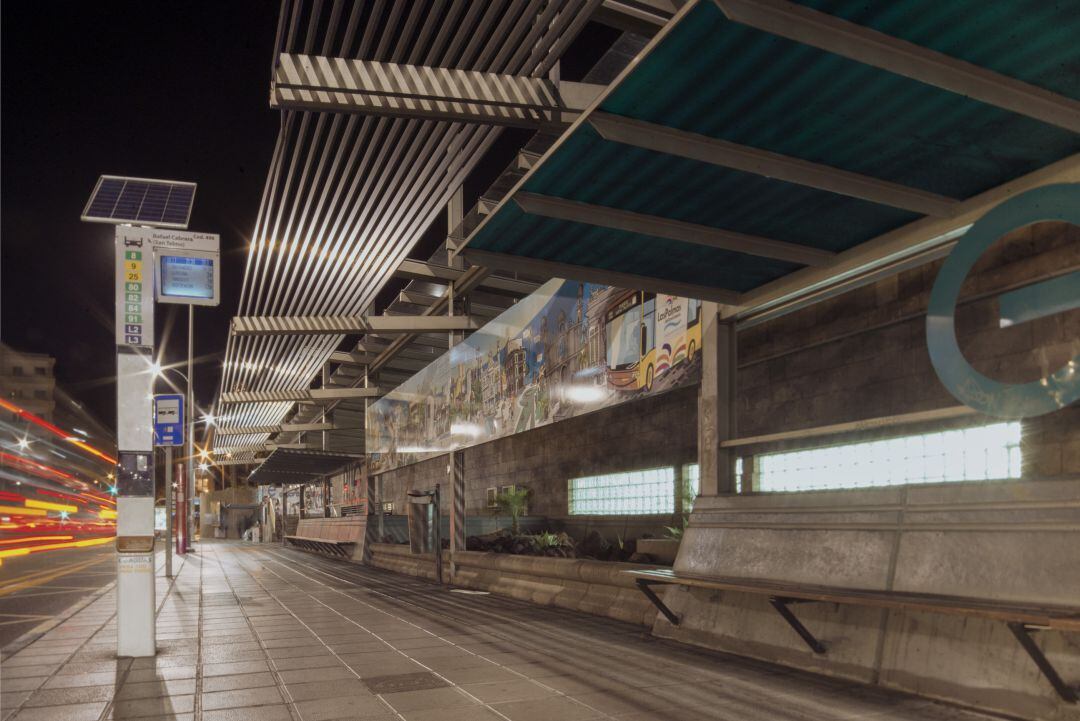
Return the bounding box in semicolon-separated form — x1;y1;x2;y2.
160;255;214;299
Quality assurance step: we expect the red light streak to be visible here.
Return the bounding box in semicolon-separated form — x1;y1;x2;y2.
0;451;77;482
0;399;117;465
38;489;87;505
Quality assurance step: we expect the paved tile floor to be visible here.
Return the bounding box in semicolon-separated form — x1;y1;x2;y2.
0;542;1000;721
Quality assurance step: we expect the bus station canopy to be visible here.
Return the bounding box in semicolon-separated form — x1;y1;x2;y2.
455;0;1080;319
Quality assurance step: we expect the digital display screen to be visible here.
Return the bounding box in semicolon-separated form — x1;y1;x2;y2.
160;255;214;299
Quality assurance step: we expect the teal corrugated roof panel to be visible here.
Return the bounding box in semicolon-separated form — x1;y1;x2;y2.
478;202;801;292
467;0;1079;296
795;0;1080;99
520;125;921;253
599;2;1079;200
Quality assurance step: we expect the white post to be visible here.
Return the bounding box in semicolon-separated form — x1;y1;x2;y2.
114;228;157;657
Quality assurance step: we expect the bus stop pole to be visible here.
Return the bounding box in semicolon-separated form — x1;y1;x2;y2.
165;446;173;578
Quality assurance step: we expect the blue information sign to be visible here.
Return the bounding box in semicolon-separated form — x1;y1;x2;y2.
153;394;185;447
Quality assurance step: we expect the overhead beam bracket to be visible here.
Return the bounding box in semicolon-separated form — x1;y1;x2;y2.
232;315;480;337
272;54;604;128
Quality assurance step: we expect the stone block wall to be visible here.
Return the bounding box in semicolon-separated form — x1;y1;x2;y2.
371;384;698;529
736;221;1079;476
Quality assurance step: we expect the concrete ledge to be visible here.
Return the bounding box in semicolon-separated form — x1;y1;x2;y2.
368;543;665;626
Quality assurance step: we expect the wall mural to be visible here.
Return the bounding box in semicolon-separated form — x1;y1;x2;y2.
367;279;703;474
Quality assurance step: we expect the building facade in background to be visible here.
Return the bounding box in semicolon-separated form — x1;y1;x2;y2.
0;342;56;422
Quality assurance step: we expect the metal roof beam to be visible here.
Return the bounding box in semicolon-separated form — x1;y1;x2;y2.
328;350;367;366
593;0;677;34
213;443;320;454
714;0;1080;134
399;289;515;311
340;354;432;372
355;335;448;352
394;259;539;295
736;153;1080;318
216;422;357;436
514;192;836;267
232;315;481;337
589;112;959;217
220;388;382;404
272;54;604;128
462;248;741;305
214;457;266;467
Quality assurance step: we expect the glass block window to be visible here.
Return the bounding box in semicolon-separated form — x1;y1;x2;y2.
683;463;699;506
568;467;675;515
682;459;743;501
756;422;1022;493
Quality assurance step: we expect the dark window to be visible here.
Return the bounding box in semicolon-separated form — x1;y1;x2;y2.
11;366;23;376
34;367;47;376
34;390;47;399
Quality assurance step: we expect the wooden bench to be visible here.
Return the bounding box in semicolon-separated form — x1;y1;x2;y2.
626;568;1080;703
285;535;356;557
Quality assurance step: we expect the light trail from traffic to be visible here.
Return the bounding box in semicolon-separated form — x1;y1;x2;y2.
0;398;117;465
0;399;117;566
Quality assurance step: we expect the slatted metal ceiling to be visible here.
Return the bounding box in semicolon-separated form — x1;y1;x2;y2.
213;0;602;458
461;0;1080;302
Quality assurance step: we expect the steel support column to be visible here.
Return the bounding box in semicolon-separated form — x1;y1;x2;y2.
447;187;468;581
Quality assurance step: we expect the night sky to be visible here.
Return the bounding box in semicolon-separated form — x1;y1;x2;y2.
1;2;280;428
1;3;621;437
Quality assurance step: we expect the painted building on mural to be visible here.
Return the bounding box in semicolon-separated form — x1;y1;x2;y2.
367;278;703;474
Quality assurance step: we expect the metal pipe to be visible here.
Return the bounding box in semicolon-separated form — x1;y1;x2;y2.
187;304;195;548
165;446;173;577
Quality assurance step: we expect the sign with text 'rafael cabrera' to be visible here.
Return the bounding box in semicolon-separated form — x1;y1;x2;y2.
114;228;221;347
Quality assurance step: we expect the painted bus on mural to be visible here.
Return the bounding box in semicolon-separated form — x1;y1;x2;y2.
602;290;703;393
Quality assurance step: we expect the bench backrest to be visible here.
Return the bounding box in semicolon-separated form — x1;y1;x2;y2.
677;478;1080;606
296;516;364;543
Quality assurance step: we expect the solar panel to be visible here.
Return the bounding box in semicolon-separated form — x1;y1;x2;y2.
81;175;197;229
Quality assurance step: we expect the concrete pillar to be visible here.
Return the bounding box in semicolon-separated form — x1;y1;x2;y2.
697;302;737;496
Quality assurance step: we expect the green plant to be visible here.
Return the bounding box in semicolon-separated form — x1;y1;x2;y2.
664;519;688;541
494;486;530;535
534;531;561;550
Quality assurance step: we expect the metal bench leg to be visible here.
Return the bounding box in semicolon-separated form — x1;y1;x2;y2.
636;580;680;625
769;597;826;654
1008;623;1078;703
